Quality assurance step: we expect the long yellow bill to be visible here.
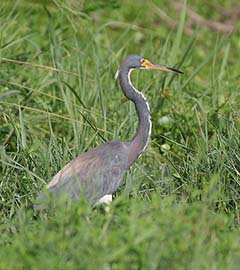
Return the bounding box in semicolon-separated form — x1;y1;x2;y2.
141;59;183;74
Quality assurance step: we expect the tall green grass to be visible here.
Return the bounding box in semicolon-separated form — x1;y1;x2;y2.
1;1;240;269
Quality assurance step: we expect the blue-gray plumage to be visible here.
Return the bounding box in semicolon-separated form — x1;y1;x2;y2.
34;55;183;209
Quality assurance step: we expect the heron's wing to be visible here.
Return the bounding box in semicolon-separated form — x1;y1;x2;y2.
35;141;129;206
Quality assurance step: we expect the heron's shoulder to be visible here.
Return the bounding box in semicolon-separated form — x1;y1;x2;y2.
81;140;129;162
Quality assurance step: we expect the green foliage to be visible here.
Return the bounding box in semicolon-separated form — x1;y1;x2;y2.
1;197;240;270
1;0;240;269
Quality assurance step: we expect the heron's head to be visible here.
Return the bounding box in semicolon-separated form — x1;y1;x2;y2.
115;54;183;80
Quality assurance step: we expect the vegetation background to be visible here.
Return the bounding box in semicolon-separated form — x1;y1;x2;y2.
0;0;240;269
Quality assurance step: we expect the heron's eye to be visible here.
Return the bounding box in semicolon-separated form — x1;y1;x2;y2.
140;58;146;66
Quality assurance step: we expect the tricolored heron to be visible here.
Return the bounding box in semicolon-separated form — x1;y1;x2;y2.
34;55;182;209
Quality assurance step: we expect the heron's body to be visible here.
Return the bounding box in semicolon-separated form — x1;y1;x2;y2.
34;55;182;209
39;141;129;207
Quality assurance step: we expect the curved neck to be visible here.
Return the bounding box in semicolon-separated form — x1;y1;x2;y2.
119;68;152;167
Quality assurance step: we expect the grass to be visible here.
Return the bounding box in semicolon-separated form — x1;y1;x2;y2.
1;0;240;269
